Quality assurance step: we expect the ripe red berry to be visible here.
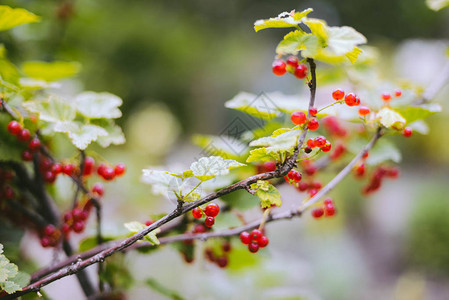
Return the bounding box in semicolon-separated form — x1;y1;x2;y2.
4;185;15;199
101;166;116;181
394;89;402;97
204;203;220;217
306;138;316;148
291;111;306;125
382;93;392;101
258;236;269;248
97;163;107;176
7;121;22;135
387;167;399;178
403;127;412;138
145;220;154;227
264;161;276;172
217;257;228;268
40;236;51;248
272;59;287;76
83;156;95;176
355;163;365;177
344;93;357;106
114;163;126;176
222;242;232;252
362;151;369;159
250;229;263;242
248;242;259;253
192;207;203;219
72;221;85;233
307;118;319;131
321;142;332;152
44;224;56;236
308;189;318;197
62;163;74;176
51;163;62;174
72;208;83;221
286;170;302;182
323;198;333;205
294;63;308;79
304;146;312;154
314;136;326;148
92;182;104;197
62;223;71;235
17;129;31;142
354;96;361;106
312;207;324;218
43;171;56;183
309;107;318;117
240;232;251;244
332;89;345;101
297;182;308;192
358;106;370;116
28;138;41;152
324;203;336;217
286;56;299;68
204;216;215;227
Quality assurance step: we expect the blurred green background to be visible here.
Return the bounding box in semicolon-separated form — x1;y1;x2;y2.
1;0;449;299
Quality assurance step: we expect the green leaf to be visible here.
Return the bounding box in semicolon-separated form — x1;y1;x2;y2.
246;147;279;163
0;6;40;32
23;97;76;123
124;222;160;245
276;31;320;56
2;272;30;294
225;92;279;120
0;45;20;85
249;128;300;153
21;61;81;82
192;134;249;160
376;107;406;129
54;121;108;150
0;257;17;282
426;0;449;10
74;92;122;119
93;119;126;148
408;120;429;135
0;243;28;294
79;236;117;252
190;156;245;181
394;104;441;124
145;278;185;300
251;181;282;208
254;8;313;32
141;169;175;196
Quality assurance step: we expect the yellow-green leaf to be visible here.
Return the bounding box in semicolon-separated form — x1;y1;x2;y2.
22;61;81;82
0;6;39;32
254;8;313;32
426;0;449;10
376;107;406;129
251;180;282;208
246;147;279;163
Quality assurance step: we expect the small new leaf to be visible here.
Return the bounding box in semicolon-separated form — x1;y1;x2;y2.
251;180;282;208
376;107;406;129
190;156;245;181
0;6;40;32
254;8;313;32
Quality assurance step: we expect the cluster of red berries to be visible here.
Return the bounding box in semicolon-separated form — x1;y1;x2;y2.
296;180;323;198
272;56;308;79
381;90;402;101
97;162;126;181
291;111;320;131
305;136;331;153
362;165;399;194
61;202;94;239
284;169;302;184
192;203;220;227
7;120;32;143
311;198;336;219
330;144;347;161
40;224;62;248
332;89;360;106
322;116;347;138
204;241;232;268
240;229;269;253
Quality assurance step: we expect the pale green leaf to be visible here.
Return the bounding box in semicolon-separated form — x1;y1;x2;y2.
426;0;449;10
74;92;122;119
190;156;245;181
246;147;279;163
1;272;30;293
54;121;108;150
251;180;282;208
376;107;406;129
254;8;313;32
94;120;126;148
0;6;40;32
21;61;80;82
276;31;320;56
394;104;441;124
303;18;328;44
23;97;76;123
19;78;61;89
225;92;279;120
249;128;300;153
141;169;175;196
124;222;160;245
0;45;19;85
408;120;429;135
192;134;249;160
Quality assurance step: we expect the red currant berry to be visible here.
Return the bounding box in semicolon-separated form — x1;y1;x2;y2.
41;236;51;248
387;167;399;178
304;146;312;154
72;208;83;221
286;170;302;182
312;207;324;218
192;207;203;219
306;138;316;148
114;163;126;176
291;111;306;125
382;93;392;101
204;216;215;227
101;167;116;181
294;63;308;79
4;185;15;199
362;151;369;159
323;198;333;205
258;236;269;248
51;163;62;174
297;182;308;192
43;171;56;183
324;203;336;217
72;221;85;233
314;136;326;148
62;223;71;235
62;163;74;176
355;163;365;177
17;129;31;142
272;59;287;76
250;229;263;242
44;224;56;236
7;121;22;135
309;107;318;117
286;56;299;68
358;106;370;116
222;242;232;252
403;127;412;138
193;224;206;233
28;138;41;152
394;89;402;97
264;161;276;172
332;89;345;101
217;257;228;268
145;220;154;227
92;182;104;197
312;181;322;190
308;189;318;197
83;156;95;176
344;93;357;106
307;118;319;131
248;242;259;253
354;96;361;106
97;163;107;177
321;142;331;152
205;203;220;217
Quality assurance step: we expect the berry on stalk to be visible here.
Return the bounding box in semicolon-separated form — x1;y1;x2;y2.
307;118;319;131
204;203;220;217
403;127;412;138
294;63;308;79
272;59;287;76
332;89;345;101
7;121;22;135
291;111;306;125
